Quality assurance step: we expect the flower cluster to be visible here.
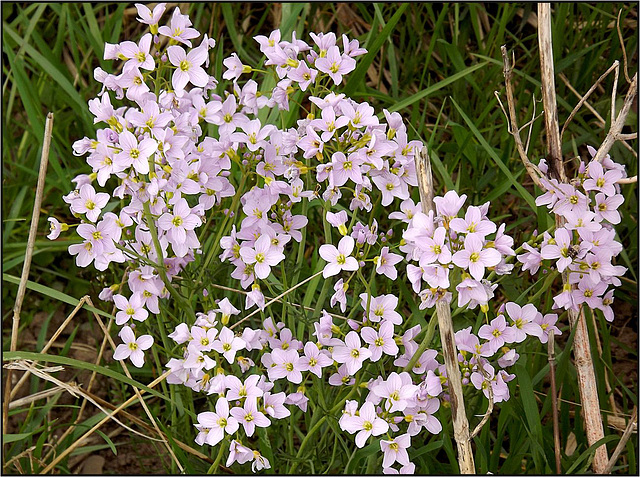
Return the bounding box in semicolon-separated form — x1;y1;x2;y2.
51;3;614;474
400;192;515;311
517;147;627;320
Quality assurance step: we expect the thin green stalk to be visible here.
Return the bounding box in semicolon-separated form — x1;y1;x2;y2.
289;414;328;473
142;201;194;316
207;439;228;474
403;309;439;372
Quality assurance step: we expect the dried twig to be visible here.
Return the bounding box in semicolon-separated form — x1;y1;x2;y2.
548;332;561;474
415;146;475;474
4;360;163;443
559;61;619;144
590;72;638;165
604;406;637;474
3;112;54;433
40;370;171;474
497;48;544;188
469;365;494;440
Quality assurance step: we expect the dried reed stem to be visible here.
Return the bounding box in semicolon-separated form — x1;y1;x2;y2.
3;112;54;433
415;146;475;474
604;406;637;474
538;4;608;472
537;5;566;183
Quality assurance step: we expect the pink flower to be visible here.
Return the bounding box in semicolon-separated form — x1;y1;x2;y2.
583;160;623;196
452;234;501;280
505;303;543;343
157;7;199;47
450;205;496;238
433;190;466;220
267;348;303;384
114;130;157;175
372;372;418;413
135;3;166;30
332;331;372;375
319;235;359;278
361;321;398;362
330;279;348;312
594;193;624;224
73;184;110;222
298;342;333;378
195;397;239;446
113;325;153;368
119;33;154;71
229;398;270;437
263;391;291;419
376;246;403;280
167;44;209;92
532;313;562;344
225;374;264;402
380;434;411;469
360;293;403;325
419;227;452;264
339;401;388;448
212;327;246;364
240;234;285;279
113;293;149;325
226;440;254;466
157;198;202;257
478;315;516;353
540;227;574;272
314;45;356;85
47;217;67;240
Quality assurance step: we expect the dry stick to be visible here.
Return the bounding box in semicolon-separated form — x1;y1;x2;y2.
468;365;494;440
558;72;638;158
537;5;566;183
604;406;638;474
9;296;90;401
40;370;171;474
548;332;561;474
415;146;475;474
498;46;544;188
4;360;163;443
559;61;619;144
616;9;632;85
3;112;54;433
537;4;609;472
590;72;638;165
8;387;63;410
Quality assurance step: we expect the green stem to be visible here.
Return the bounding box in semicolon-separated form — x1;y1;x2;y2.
403;308;439;372
142;201;194;316
207;439;228;474
191;172;248;301
289;415;328;473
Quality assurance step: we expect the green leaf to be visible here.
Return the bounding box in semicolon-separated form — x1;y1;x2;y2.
343;4;409;96
451;98;537;210
3;432;33;443
3;273;112;319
